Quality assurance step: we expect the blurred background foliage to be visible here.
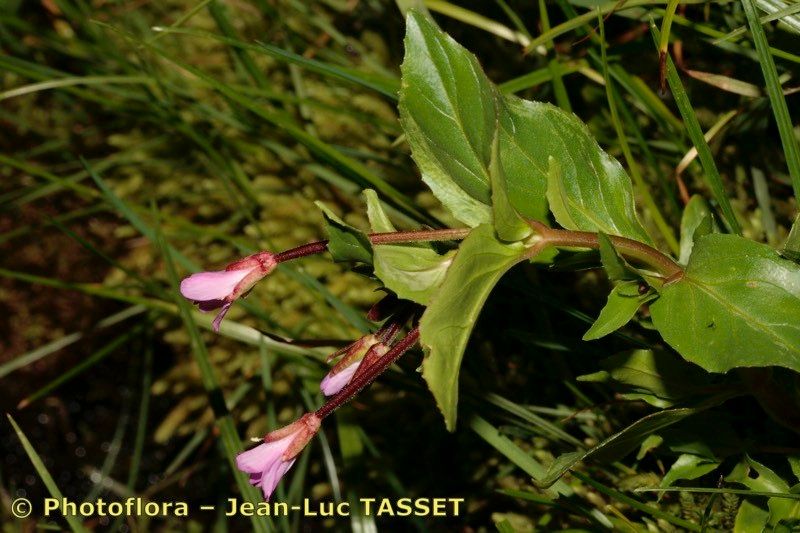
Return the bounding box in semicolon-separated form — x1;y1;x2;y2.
1;0;799;531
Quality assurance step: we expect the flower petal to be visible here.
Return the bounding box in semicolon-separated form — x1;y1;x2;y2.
320;361;359;397
180;269;251;302
235;438;292;474
257;457;296;500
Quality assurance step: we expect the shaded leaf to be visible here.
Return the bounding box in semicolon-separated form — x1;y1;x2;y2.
727;456;800;527
598;232;636;281
578;349;716;407
651;234;800;374
537;393;734;488
420;225;526;430
470;415;572;497
316;201;373;264
679;195;715;264
734;500;770;533
583;281;651;340
661;453;720;488
8;415;88;533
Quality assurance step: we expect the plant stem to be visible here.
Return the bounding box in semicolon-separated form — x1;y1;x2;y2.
275;228;471;263
316;327;420;419
530;221;683;279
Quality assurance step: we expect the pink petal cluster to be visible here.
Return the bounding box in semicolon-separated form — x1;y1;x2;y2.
180;251;276;331
236;413;320;500
320;336;388;396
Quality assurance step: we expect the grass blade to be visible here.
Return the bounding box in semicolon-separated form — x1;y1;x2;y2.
650;23;742;235
17;326;144;409
742;0;800;201
469;415;573;496
7;415;88;532
600;18;679;253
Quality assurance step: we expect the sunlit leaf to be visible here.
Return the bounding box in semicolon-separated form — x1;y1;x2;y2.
420;225;526;430
651;235;800;373
399;11;494;227
364;190;454;304
489;124;532;242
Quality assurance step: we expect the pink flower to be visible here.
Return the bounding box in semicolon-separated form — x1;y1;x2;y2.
320;339;388;396
320;361;359;396
236;413;320;500
180;251;276;331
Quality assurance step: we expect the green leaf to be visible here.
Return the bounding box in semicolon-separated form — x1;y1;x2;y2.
316;201;373;264
528;107;651;244
364;190;454;304
489;123;532;242
399;11;494;227
494;96;551;222
420;224;526;430
598;232;636;281
537;393;733;488
364;189;396;234
727;456;800;527
583;281;651;340
734;500;770;533
679;195;715;265
373;246;455;305
651;234;800;374
400;11;648;239
578;349;716;408
544;153;648;244
637;434;664;460
661;454;720;488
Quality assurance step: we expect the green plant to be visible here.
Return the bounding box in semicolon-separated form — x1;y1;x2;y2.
181;8;800;529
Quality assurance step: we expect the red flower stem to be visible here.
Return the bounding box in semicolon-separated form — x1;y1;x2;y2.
274;228;471;264
369;228;470;244
316;327;420;419
274;241;328;262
